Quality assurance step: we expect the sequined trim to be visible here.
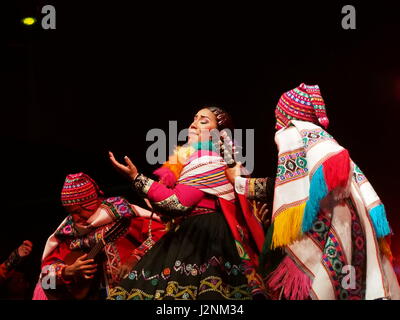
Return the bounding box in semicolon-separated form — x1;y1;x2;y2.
152;194;193;215
132;174;154;197
247;178;269;201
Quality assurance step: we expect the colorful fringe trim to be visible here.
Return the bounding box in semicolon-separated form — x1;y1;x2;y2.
157;141;216;183
370;204;391;238
272;203;305;249
192;141;217;153
302;166;328;232
266;255;312;300
302;150;351;233
323;149;350;191
378;237;393;262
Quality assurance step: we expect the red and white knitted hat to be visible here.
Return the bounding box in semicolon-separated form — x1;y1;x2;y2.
61;172;103;209
275;83;329;130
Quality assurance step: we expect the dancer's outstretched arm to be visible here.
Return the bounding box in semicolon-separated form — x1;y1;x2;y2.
109;152;205;217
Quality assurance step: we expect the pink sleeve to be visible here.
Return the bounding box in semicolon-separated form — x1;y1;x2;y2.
132;174;205;216
148;181;204;205
133;174;205;215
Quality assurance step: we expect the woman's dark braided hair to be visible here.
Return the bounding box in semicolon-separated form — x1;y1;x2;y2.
205;106;237;167
205;106;234;131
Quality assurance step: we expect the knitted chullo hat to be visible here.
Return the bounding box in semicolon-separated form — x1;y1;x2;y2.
61;173;104;209
275;83;329;130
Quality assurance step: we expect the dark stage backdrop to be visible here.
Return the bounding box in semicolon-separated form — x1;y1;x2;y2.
1;1;400;295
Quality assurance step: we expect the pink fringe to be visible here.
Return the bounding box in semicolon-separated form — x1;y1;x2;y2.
153;167;177;188
267;256;312;300
32;281;48;300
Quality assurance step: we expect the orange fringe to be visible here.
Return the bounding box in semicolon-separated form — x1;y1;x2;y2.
378;237;393;262
161;145;195;180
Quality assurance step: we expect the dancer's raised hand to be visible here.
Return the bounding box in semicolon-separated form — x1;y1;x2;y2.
108;151;138;181
17;240;33;258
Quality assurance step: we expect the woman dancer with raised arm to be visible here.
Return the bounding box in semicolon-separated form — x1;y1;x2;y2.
107;106;267;300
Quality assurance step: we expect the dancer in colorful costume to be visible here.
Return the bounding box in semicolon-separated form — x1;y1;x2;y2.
32;172;166;300
107;106;266;300
226;83;400;300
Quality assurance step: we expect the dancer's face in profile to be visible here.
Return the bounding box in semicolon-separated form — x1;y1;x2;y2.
188;108;218;144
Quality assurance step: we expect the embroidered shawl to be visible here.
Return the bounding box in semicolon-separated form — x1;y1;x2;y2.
266;120;400;300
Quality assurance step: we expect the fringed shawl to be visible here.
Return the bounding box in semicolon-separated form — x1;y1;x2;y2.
266;120;400;300
271;120;391;248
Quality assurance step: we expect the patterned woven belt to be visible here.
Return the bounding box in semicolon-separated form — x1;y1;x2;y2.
164;207;217;232
190;207;217;216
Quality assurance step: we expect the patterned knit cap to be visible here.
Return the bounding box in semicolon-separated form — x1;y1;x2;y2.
275;83;329;130
61;173;104;209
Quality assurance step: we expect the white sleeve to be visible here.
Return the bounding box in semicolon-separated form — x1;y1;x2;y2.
234;176;248;195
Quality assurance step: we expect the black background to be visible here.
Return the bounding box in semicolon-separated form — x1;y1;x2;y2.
1;1;400;297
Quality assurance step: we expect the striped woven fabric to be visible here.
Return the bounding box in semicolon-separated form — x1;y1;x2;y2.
61;172;103;208
178;151;235;202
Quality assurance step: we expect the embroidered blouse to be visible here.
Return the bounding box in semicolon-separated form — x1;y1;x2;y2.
131;150;235;217
132;174;215;216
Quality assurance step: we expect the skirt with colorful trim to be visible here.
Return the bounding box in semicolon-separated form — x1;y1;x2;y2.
107;211;253;300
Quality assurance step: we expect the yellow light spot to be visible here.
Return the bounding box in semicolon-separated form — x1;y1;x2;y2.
22;17;36;26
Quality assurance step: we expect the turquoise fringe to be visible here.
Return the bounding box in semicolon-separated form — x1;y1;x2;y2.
302;165;328;232
191;140;217;152
369;204;391;238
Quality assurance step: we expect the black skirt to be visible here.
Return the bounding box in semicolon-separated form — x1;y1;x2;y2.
107;211;253;300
